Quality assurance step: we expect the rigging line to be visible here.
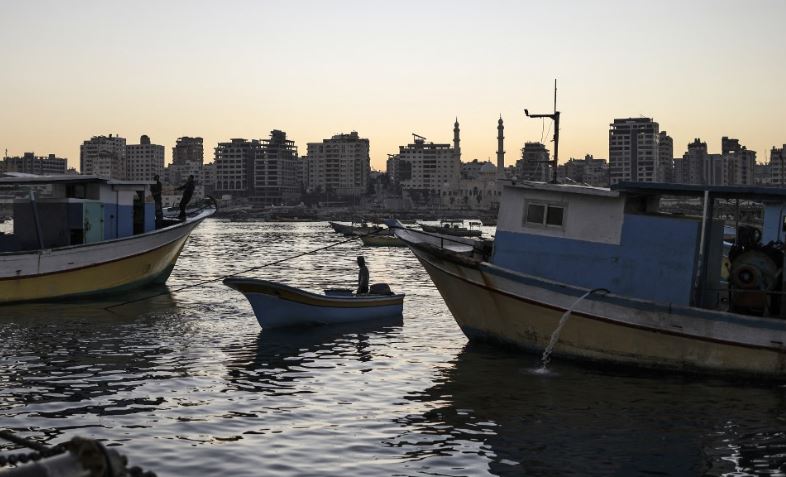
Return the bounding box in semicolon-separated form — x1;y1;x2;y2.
544;119;552;144
540;118;545;143
103;226;387;311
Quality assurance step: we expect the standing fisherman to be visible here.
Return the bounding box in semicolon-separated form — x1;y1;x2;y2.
150;174;163;226
356;256;369;294
176;175;195;220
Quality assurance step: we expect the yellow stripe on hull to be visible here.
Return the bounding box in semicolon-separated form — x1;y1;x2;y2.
0;235;189;304
421;255;786;378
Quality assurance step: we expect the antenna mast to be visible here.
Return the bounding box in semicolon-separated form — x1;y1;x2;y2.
525;79;560;184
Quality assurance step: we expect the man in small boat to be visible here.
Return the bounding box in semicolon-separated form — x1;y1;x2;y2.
357;256;369;295
151;174;163;225
176;175;196;220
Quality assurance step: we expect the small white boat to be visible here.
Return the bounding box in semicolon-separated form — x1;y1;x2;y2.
328;221;383;236
224;278;405;329
420;220;483;237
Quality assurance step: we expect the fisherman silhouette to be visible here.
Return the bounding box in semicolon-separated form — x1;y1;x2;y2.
356;256;369;294
151;174;163;225
176;175;195;220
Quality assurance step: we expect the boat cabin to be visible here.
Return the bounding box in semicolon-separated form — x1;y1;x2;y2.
0;175;156;252
493;181;786;317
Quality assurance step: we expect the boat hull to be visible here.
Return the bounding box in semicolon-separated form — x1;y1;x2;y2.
328;222;382;236
360;235;406;247
0;210;211;304
224;278;404;329
404;240;786;379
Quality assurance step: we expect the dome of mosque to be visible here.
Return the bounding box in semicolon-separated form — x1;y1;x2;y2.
480;162;497;173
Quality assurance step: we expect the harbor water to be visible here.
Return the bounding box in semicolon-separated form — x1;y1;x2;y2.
2;220;786;476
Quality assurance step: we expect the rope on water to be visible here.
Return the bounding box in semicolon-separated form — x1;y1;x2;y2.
103;226;387;311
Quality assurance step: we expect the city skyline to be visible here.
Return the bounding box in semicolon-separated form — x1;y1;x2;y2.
2;0;785;171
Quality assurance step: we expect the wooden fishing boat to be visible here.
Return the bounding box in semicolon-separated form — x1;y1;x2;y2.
0;174;215;304
359;234;407;247
328;221;383;236
392;181;786;380
420;220;483;237
223;277;405;329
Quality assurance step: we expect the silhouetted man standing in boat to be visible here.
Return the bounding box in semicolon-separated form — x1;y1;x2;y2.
357;256;369;295
151;174;163;225
176;175;195;220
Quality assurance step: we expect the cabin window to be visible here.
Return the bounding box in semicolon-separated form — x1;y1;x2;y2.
546;206;564;226
524;201;565;228
526;203;546;224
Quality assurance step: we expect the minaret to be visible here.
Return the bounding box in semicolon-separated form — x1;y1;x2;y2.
453;117;461;160
497;115;505;179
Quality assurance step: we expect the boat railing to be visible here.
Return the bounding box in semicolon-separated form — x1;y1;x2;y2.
399;224;492;260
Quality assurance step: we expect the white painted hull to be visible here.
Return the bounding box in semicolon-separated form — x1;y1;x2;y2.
399;236;786;379
224;278;404;329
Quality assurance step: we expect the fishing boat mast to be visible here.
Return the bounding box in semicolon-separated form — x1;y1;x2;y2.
524;79;560;184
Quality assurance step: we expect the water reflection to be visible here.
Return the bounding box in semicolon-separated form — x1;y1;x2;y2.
223;316;404;395
394;342;786;476
0;290;193;444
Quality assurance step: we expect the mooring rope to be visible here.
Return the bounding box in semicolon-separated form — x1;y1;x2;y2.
103;226;387;311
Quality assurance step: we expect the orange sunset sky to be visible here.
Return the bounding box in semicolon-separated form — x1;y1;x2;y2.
1;0;785;171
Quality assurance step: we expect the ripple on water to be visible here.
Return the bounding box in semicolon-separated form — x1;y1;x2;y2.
2;220;786;476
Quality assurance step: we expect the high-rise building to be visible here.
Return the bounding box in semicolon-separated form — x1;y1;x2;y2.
252;130;301;205
214;138;259;196
395;124;461;200
126;134;165;181
769;146;786;186
306;131;370;198
722;137;756;186
678;138;710;185
80;135;126;179
214;132;302;204
674;137;756;186
608;118;669;184
3;153;67;175
385;154;411;189
172;137;204;166
516;142;550;182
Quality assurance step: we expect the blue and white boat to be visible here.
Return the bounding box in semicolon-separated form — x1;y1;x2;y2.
224;278;405;329
392;181;786;379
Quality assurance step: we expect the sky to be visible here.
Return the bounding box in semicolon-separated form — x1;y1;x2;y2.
1;0;785;172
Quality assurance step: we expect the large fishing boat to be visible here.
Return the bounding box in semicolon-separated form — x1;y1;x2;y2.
0;174;215;304
393;182;786;378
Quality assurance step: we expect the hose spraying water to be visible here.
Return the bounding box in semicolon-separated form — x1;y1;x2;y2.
539;288;610;371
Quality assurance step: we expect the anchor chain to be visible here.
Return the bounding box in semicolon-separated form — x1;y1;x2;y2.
1;430;156;477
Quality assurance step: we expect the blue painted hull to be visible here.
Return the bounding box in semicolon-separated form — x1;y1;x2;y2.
224;278;404;329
